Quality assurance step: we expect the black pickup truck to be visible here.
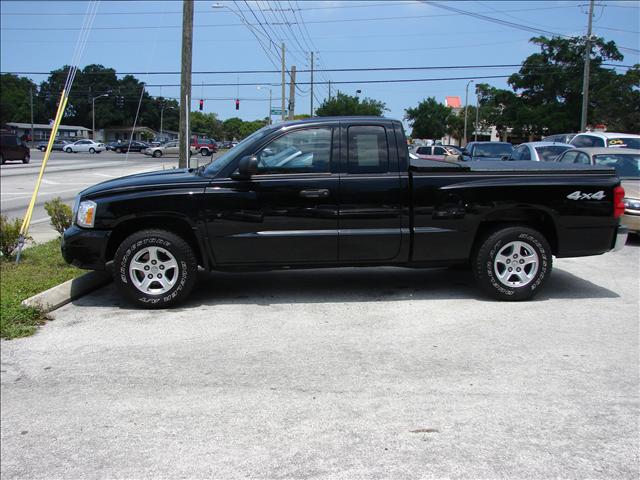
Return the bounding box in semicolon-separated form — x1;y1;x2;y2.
62;117;627;307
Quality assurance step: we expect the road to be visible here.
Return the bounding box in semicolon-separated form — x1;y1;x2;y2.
1;240;638;479
0;150;215;242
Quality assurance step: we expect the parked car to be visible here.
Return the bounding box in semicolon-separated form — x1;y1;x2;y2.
460;142;514;161
113;141;149;153
543;133;577;144
38;139;71;152
220;141;237;149
415;145;461;161
191;137;218;156
0;131;30;164
570;132;640;149
144;141;195;158
556;147;639;234
106;141;125;151
507;142;574;162
64;140;105;153
62;117;627;308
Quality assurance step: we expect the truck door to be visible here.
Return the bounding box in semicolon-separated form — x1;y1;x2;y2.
204;126;339;265
337;123;404;261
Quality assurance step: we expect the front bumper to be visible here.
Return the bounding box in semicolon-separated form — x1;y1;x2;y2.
612;226;628;252
61;225;111;270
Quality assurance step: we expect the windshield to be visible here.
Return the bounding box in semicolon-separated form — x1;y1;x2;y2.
593;153;640;178
607;137;640;149
535;145;573;162
473;143;513;158
203;125;274;175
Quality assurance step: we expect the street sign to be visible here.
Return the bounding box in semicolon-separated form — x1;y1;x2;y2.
270;108;287;115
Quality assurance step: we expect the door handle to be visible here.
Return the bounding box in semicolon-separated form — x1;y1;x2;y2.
299;189;330;198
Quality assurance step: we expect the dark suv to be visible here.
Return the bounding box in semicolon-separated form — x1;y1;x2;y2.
0;131;30;164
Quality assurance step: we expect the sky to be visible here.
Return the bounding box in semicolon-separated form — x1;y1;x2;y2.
1;0;638;126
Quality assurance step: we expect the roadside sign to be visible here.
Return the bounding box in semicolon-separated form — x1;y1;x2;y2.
270;108;287;115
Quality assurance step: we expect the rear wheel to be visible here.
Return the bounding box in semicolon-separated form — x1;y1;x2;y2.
200;148;209;156
22;153;30;164
89;147;96;154
115;148;122;153
65;147;73;153
113;229;198;308
152;150;162;158
0;154;5;165
472;226;552;301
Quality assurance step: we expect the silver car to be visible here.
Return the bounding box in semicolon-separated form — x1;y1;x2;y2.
508;141;574;162
144;141;195;158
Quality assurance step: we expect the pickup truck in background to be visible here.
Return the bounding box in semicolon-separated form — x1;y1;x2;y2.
414;145;461;162
62;117;627;308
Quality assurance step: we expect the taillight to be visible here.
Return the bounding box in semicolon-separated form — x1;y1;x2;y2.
613;185;625;218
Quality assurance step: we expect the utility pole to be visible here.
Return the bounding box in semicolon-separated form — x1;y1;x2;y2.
310;51;314;116
268;88;272;125
463;80;473;147
580;0;595;132
474;86;480;142
281;43;286;121
30;87;34;145
179;0;194;168
288;66;296;120
328;80;331;100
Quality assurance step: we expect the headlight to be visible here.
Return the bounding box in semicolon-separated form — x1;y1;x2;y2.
623;198;640;210
76;200;97;228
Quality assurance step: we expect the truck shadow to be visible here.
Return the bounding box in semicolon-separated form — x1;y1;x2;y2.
178;265;619;307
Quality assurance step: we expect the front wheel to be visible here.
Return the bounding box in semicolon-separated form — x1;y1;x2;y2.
152;150;162;158
65;147;73;153
472;226;552;301
22;153;30;164
0;154;5;165
200;148;209;156
113;229;198;308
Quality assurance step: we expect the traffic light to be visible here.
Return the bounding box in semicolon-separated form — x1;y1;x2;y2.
199;99;204;111
235;98;240;110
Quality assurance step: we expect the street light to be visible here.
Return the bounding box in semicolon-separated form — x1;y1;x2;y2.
356;89;362;97
257;85;273;125
463;80;473;147
474;85;480;142
160;104;176;140
92;93;109;140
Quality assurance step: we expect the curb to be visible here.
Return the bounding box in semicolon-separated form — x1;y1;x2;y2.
21;271;112;313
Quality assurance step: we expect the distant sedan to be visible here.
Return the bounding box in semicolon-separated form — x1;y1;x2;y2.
38;139;71;152
113;141;149;153
64;139;105;153
507;142;574;162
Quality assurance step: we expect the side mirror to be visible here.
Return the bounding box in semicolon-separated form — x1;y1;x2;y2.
233;155;258;180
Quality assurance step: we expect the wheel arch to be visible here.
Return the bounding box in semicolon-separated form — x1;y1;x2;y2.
473;207;559;256
105;215;209;269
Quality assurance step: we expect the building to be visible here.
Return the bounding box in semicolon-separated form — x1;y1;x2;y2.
4;122;90;143
96;126;159;143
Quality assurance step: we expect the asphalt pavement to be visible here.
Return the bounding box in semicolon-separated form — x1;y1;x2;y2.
1;239;638;479
0;150;213;243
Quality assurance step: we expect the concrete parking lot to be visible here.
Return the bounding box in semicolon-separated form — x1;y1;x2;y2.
0;150;214;242
1;239;638;479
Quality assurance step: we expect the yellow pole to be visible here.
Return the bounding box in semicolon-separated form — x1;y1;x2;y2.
19;91;69;236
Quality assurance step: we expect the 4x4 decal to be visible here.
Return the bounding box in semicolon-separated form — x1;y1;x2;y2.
566;190;606;200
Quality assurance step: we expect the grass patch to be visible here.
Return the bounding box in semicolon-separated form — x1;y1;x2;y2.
1;240;82;339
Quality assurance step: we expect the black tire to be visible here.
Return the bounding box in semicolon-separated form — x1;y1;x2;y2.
89;147;96;154
39;146;46;152
113;229;198;308
200;148;209;156
472;226;552;301
22;153;30;164
0;154;5;165
65;147;73;153
152;150;162;158
115;148;122;153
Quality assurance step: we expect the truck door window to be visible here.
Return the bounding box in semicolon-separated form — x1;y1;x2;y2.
256;127;332;174
560;151;578;163
347;125;389;173
433;146;446;155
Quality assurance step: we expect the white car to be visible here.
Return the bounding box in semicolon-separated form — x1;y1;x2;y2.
64;139;105;154
570;132;640;150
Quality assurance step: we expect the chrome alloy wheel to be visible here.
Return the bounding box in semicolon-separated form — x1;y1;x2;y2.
128;246;179;295
493;240;539;288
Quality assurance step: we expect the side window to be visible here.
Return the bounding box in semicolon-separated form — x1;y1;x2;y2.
416;147;429;155
347;125;389;174
433;146;446;155
256;127;331;174
511;146;523;160
572;136;592;147
521;146;531;160
560;151;578;163
575;152;591;165
590;136;605;147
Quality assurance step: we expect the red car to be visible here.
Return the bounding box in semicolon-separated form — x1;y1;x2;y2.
191;137;217;156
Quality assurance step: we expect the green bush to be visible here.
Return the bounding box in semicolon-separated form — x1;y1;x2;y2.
0;216;26;259
44;197;73;236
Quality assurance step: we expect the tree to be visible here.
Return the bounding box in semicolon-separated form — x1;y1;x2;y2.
315;91;387;116
190;111;222;139
222;117;244;140
404;97;452;139
0;74;38;125
238;119;267;138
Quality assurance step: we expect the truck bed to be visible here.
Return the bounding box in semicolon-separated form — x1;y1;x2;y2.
410;158;616;175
